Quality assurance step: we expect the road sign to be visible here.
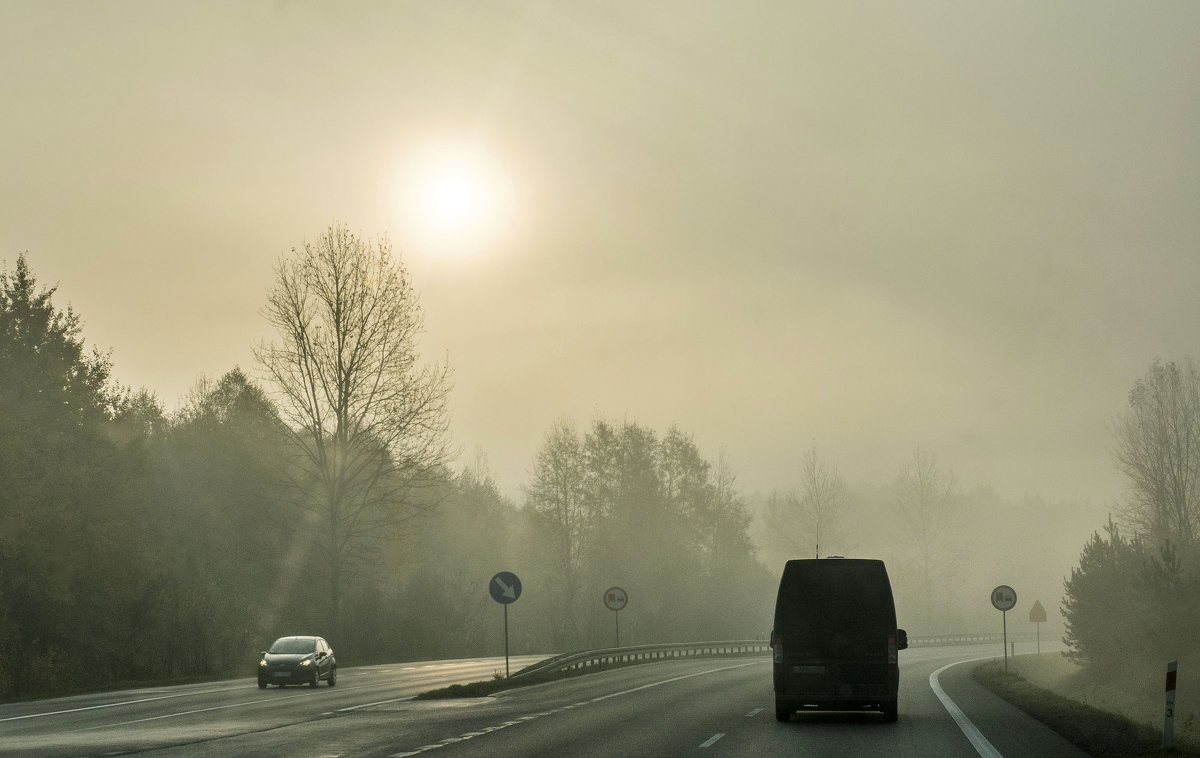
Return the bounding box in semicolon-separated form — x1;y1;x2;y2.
604;586;628;612
490;571;522;605
991;585;1017;612
1029;599;1047;655
489;571;522;678
1028;600;1047;623
991;585;1017;672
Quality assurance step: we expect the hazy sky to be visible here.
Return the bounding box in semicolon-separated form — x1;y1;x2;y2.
3;1;1198;506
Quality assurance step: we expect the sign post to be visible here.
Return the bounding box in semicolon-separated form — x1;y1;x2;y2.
603;586;628;647
1164;660;1178;750
489;571;522;677
1028;600;1047;655
991;585;1017;672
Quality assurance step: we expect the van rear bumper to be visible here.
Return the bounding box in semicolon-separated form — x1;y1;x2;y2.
773;665;898;705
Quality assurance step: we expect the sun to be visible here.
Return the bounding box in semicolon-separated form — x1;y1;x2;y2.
424;163;486;232
395;141;513;257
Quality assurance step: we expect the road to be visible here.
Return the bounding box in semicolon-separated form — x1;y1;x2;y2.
0;645;1088;757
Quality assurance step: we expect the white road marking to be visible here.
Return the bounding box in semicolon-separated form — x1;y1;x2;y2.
73;691;319;731
745;707;763;717
391;744;446;757
590;662;758;703
388;662;759;757
699;733;725;748
337;694;417;712
12;659;527;725
0;686;242;722
929;659;1004;758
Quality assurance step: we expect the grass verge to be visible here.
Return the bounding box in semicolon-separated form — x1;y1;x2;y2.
973;662;1199;757
415;667;575;700
414;677;514;700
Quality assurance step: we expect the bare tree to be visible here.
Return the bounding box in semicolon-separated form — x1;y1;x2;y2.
764;444;851;560
894;448;962;629
1113;359;1200;552
525;417;587;648
256;223;453;638
708;448;756;574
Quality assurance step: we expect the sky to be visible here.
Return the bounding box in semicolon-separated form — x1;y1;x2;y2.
3;0;1198;509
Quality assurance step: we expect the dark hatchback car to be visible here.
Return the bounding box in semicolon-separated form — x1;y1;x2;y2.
258;636;337;688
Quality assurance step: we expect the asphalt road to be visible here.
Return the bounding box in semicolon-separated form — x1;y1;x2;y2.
0;646;1089;757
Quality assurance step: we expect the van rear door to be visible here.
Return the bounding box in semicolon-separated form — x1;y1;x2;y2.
774;559;894;702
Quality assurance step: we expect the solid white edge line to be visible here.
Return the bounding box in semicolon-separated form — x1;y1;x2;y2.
929;659;1003;758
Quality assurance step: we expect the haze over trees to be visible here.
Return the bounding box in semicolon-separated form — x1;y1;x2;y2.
0;251;773;699
760;445;852;560
526;419;767;650
894;449;967;630
3;247;1174;703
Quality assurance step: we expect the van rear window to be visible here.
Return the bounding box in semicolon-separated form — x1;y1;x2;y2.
776;560;894;630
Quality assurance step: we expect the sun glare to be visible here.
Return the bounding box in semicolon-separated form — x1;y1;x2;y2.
427;170;482;229
395;141;514;257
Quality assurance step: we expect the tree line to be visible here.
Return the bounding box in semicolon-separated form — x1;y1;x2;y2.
4;224;1174;702
0;235;776;701
1062;359;1200;682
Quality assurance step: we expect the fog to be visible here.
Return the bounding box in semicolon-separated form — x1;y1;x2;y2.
3;2;1198;665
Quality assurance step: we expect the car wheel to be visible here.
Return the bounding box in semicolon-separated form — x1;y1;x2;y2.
775;699;793;722
327;666;337;686
258;679;267;689
882;699;898;723
310;669;319;687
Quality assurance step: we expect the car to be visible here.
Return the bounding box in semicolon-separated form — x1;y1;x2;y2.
771;557;907;722
258;636;337;688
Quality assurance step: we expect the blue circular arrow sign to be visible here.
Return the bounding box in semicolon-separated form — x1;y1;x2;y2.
489;571;522;604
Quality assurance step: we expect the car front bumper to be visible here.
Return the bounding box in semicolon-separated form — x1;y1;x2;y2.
258;665;317;684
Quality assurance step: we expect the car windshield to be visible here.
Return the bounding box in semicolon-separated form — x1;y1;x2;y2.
268;638;315;655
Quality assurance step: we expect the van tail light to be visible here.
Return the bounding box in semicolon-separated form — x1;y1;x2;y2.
887;635;898;671
772;631;783;663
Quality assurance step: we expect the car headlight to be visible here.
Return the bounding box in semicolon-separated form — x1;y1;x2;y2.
299;658;312;666
259;659;268;667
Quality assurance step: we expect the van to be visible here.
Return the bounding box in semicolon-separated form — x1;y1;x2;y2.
771;557;907;722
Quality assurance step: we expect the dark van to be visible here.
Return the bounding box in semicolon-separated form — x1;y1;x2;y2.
771;557;907;722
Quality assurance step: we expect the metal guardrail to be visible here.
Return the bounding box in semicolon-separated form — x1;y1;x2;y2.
509;640;770;681
506;632;1044;681
907;631;1038;647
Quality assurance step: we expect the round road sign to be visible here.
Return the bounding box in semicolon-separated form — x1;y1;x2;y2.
991;585;1017;612
490;571;522;604
604;586;628;612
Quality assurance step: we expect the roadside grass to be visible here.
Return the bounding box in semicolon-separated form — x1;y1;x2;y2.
973;662;1200;757
415;677;513;700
